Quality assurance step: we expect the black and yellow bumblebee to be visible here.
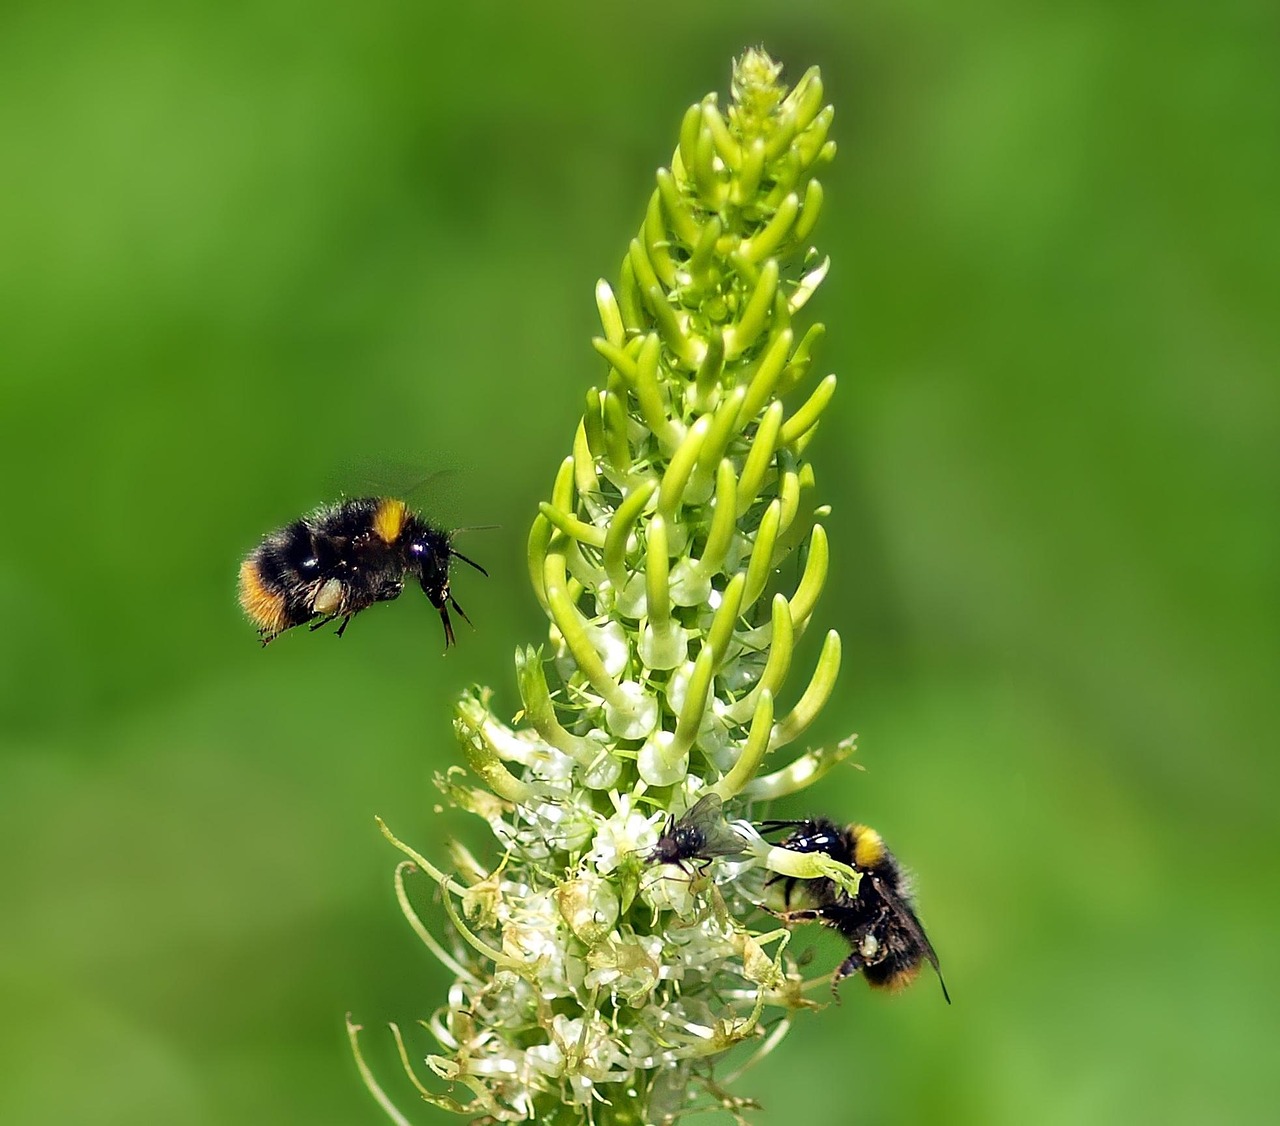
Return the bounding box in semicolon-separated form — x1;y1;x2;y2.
761;817;950;1003
238;497;486;648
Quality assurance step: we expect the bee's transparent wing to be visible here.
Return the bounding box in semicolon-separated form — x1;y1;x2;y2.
871;874;951;1004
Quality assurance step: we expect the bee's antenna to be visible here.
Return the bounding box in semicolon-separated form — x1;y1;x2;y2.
438;605;457;650
450;549;489;577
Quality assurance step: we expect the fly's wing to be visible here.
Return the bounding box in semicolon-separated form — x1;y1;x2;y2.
870;874;952;1004
679;794;749;859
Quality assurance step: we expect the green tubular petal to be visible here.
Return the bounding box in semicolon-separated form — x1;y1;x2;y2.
656;167;701;248
696;387;746;480
712;689;773;799
617;253;644;329
793;106;834;170
657;414;710;521
706;572;746;663
740;733;857;801
773;460;817;559
692;118;722;206
550;455;575;513
677;102;702;179
734;136;766;206
741;499;781;611
640;516;689;669
514;648;617;786
792;179;824;246
702;101;742;168
643;192;678;287
770;629;841;750
725;258;779;361
631;334;678;447
514;646;580;754
779;373;837;447
760;847;858;895
601;387;632;473
790;422;821;459
573;428;600;509
628;235;661;298
644;515;671;627
592;336;638;382
775;459;801;540
688;215;723;292
544;548;627;708
762;103;799;163
603;477;656;591
596;279;626;347
759;594;795;694
779;322;824;394
646;286;703;372
788;524;828;627
723;594;792;725
453;707;534;804
783;66;825;133
699;459;739;576
693;328;725;412
538;501;605;550
673;646;716;756
741;194;799;264
740;328;794;427
527;513;552;611
582;388;605;459
736;401;784;517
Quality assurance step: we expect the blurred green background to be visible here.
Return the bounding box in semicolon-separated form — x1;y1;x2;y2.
2;1;1276;1123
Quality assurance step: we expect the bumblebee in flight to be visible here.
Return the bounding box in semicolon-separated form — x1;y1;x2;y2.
760;817;950;1003
647;794;748;874
238;497;486;648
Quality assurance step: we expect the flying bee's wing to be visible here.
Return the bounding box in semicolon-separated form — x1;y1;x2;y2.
869;874;951;1004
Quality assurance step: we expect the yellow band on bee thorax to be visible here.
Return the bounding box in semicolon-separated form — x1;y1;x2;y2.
373;498;409;543
850;824;886;868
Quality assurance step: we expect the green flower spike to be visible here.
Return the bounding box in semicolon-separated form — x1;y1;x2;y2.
352;49;859;1124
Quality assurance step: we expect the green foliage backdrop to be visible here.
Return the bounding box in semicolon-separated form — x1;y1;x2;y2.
1;2;1275;1123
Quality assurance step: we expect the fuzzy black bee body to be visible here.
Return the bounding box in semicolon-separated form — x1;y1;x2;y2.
761;816;950;1003
239;497;485;648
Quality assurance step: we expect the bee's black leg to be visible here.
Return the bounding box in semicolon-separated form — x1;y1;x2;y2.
308;615;335;633
335;615;352;638
773;905;860;927
830;950;869;1002
449;595;474;629
438;605;456;651
764;871;800;906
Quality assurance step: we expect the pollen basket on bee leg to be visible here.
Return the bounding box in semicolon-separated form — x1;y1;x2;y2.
312;578;345;616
